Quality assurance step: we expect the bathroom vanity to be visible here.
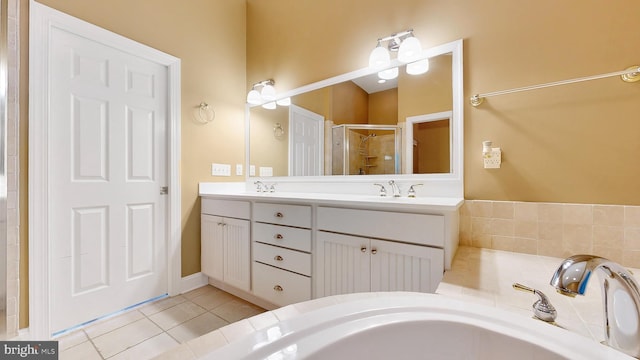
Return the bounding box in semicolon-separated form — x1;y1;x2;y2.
200;183;462;309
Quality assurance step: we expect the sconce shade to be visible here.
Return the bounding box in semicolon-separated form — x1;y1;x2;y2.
261;84;276;101
276;97;291;106
262;101;276;110
406;58;430;75
397;36;422;63
369;45;390;69
247;89;261;105
378;67;398;80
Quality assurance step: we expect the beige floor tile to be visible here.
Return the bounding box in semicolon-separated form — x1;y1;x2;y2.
182;285;220;300
59;341;102;360
166;312;229;343
84;310;145;339
211;298;265;323
148;301;207;331
56;329;89;351
190;290;236;310
139;295;187;317
92;318;163;358
109;333;180;360
152;344;196;360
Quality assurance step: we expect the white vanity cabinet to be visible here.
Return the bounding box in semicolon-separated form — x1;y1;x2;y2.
252;203;312;307
315;206;444;297
201;199;251;292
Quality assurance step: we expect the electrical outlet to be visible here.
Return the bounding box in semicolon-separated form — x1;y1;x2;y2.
249;165;256;176
235;164;243;176
483;148;501;169
211;163;231;176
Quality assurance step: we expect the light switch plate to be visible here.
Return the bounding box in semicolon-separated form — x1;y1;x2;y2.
235;164;243;176
211;163;231;176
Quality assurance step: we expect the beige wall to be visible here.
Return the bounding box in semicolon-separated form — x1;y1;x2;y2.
20;0;246;328
247;0;640;206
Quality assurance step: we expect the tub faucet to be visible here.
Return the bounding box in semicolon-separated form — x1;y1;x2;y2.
550;255;640;358
388;180;400;197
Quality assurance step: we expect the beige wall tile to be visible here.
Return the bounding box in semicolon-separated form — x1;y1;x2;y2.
625;206;640;227
538;203;564;223
491;219;514;237
624;227;640;251
514;221;537;239
471;217;491;236
471;201;493;217
562;224;592;255
563;204;593;225
514;202;538;221
592;246;624;265
492;201;514;219
492;236;514;252
513;237;537;255
593;205;624;226
593;225;623;249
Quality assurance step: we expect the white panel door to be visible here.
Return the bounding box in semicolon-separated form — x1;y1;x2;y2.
48;26;168;333
370;240;444;293
288;105;324;176
315;232;370;297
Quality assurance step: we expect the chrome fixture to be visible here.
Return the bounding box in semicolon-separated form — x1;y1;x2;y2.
273;123;285;139
373;183;387;197
512;283;557;323
368;29;429;80
470;65;640;107
246;79;291;109
388;180;400;197
550;255;640;358
407;184;423;198
268;183;276;193
195;102;215;124
254;181;265;192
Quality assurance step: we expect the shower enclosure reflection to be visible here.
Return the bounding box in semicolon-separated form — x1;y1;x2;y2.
332;125;401;175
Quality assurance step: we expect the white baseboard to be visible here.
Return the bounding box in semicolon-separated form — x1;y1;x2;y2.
180;272;209;294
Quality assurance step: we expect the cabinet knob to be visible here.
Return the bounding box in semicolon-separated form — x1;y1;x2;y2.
274;255;284;261
275;212;284;218
275;234;284;240
361;246;367;253
371;248;378;255
274;285;283;292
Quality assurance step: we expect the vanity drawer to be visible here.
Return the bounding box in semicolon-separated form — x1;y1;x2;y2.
253;262;311;307
317;207;445;247
201;198;250;219
253;223;311;252
254;242;311;276
254;203;311;228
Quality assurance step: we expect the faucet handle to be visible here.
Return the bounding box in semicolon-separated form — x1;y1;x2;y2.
408;184;423;198
513;283;557;322
254;181;264;192
373;183;387;197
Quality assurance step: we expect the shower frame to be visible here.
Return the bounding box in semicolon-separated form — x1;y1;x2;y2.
332;124;402;175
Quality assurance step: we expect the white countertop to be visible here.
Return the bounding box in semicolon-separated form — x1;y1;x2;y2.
155;246;623;359
198;182;463;212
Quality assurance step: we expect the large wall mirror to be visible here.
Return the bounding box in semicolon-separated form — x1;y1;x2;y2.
247;39;463;186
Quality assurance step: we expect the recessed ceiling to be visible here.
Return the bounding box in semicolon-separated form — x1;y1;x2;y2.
351;72;398;94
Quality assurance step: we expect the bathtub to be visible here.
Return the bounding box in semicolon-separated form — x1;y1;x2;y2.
204;293;631;360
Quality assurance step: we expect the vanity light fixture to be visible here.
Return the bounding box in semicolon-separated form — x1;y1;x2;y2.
246;79;291;109
368;29;429;80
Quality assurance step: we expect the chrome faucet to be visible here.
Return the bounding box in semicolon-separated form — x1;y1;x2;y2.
254;181;265;192
388;180;400;197
550;255;640;358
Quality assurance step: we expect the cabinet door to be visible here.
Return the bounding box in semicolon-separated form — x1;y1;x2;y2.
222;217;251;291
316;232;370;297
201;214;224;281
370;240;444;293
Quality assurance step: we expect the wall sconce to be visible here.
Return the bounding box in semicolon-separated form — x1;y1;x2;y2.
368;29;429;80
246;79;291;109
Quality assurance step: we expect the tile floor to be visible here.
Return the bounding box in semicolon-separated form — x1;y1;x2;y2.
57;285;265;360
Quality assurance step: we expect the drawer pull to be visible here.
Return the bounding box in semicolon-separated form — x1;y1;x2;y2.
274;285;284;292
275;234;284;240
275;212;284;218
274;255;284;261
361;246;367;253
371;248;378;255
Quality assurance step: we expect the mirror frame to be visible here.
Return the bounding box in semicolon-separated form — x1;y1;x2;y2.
245;39;463;197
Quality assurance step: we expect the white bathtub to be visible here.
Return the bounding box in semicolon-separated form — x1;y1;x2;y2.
204;293;632;360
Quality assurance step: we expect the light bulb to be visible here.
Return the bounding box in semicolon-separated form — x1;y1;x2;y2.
261;84;276;102
406;58;430;75
378;67;398;80
368;45;390;70
398;36;422;63
262;101;276;110
276;97;291;106
247;89;261;105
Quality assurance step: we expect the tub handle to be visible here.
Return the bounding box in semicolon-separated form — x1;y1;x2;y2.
274;285;283;292
275;212;284;218
275;234;284;240
274;255;284;261
371;248;378;255
361;246;367;253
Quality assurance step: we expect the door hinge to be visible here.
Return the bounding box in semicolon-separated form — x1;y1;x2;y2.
160;186;168;195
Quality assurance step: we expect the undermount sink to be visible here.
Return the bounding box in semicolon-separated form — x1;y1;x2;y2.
203;293;632;360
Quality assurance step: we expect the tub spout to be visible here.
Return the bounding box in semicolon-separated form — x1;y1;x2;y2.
550;255;640;358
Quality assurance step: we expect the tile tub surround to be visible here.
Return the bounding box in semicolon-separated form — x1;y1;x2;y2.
155;246;628;359
459;200;640;268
